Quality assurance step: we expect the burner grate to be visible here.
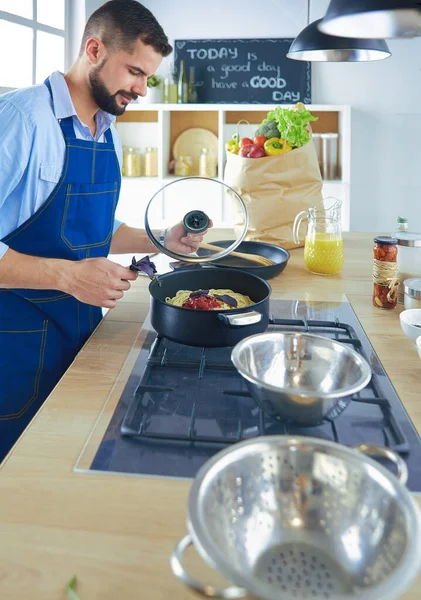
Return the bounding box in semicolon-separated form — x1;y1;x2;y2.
121;318;409;453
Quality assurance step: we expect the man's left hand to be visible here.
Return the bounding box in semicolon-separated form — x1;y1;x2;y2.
164;219;213;254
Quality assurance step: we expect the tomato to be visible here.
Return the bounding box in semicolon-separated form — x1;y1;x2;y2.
253;135;267;148
239;137;254;148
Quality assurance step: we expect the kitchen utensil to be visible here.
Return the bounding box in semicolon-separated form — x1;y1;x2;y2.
231;332;371;425
149;267;270;347
173;128;218;175
399;309;421;343
144;176;248;263
395;232;421;303
403;278;421;309
195;240;290;280
416;335;421;359
293;198;344;275
171;435;421;600
321;133;339;180
200;242;274;266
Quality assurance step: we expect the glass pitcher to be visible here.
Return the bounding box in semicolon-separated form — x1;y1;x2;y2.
293;198;344;276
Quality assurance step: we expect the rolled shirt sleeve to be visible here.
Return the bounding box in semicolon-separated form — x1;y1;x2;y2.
113;219;124;234
0;241;9;259
0;101;31;260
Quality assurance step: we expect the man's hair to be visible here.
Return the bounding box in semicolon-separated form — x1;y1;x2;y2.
80;0;172;57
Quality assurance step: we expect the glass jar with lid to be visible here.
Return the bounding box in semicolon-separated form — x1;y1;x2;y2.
198;148;217;178
372;236;399;309
174;155;193;177
122;147;142;177
144;147;158;177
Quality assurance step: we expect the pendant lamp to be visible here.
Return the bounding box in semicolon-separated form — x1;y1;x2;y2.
287;18;391;61
318;0;421;39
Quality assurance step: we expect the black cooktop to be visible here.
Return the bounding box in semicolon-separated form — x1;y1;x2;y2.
87;300;421;492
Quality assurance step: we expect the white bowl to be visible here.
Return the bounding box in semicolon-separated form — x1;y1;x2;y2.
400;309;421;343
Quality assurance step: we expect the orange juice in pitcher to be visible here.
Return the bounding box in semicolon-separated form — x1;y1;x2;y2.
293;199;344;276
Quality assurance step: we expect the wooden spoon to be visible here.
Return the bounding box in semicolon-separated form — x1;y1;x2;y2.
200;242;274;267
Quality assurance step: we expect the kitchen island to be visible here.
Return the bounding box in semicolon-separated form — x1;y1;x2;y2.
0;232;420;600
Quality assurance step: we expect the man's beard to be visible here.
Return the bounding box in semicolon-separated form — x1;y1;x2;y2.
89;62;137;116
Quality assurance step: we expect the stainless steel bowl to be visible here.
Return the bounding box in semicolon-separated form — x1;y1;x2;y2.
231;332;372;425
171;436;421;600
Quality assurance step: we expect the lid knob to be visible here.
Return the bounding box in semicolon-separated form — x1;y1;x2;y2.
183;210;210;234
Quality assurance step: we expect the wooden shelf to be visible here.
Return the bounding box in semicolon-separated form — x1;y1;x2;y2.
116;111;158;123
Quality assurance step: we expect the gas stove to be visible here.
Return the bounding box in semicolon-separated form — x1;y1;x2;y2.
85;299;421;492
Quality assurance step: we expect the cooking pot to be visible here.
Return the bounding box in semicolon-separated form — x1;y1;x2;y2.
171;436;421;600
149;267;271;347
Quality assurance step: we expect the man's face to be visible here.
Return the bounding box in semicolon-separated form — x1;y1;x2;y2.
89;38;163;116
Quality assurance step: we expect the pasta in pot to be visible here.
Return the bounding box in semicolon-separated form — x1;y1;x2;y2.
166;288;254;310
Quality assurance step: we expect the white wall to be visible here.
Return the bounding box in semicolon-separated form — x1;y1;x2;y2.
85;0;421;233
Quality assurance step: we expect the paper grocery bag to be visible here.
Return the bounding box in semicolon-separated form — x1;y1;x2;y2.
224;140;323;250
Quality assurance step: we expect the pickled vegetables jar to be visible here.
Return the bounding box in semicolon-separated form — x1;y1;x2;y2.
372;236;399;309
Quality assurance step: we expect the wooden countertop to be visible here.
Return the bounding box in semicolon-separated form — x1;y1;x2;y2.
1;232;420;599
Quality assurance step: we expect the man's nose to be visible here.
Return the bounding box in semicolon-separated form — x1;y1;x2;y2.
132;79;147;98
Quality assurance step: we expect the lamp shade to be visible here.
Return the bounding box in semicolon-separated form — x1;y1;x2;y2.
287;18;391;61
318;0;421;39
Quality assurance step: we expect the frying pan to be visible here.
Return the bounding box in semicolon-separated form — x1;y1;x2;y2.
196;240;290;280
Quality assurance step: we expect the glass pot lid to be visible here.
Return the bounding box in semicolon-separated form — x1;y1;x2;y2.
144;176;249;263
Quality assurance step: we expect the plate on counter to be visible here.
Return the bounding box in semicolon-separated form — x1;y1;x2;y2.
173;128;218;174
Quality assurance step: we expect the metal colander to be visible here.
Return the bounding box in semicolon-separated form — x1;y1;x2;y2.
171;436;421;600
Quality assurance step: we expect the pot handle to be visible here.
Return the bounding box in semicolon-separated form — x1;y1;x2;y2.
354;443;408;485
218;311;262;327
170;534;247;599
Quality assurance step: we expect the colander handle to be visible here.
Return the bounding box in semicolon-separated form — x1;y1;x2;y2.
171;534;248;599
354;444;408;485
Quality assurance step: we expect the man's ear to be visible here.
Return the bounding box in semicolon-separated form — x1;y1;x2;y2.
84;37;105;66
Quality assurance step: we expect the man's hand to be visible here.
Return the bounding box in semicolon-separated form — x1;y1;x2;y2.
62;257;138;309
165;219;213;254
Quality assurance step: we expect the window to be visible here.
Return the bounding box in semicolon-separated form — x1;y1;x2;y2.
0;0;67;89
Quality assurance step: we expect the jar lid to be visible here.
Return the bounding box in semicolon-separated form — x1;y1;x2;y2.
404;278;421;299
397;216;407;223
396;232;421;247
374;236;398;245
144;176;248;263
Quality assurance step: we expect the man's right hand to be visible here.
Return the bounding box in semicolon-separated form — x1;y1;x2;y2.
62;257;138;309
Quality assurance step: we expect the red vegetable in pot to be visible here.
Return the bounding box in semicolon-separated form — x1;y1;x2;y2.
182;295;223;310
238;144;266;158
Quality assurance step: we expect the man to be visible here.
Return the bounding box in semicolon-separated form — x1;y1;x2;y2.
0;0;205;461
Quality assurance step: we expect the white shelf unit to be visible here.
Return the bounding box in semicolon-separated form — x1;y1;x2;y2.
115;103;351;232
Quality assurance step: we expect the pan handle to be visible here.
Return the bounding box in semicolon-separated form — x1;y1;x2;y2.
170;534;247;599
218;311;262;327
354;443;408;485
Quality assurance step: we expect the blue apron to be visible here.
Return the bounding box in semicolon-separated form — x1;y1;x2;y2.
0;78;121;461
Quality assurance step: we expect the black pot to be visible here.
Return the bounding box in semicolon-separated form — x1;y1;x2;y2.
149;268;271;347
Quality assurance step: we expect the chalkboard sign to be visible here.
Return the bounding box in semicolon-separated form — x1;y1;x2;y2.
174;38;311;104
